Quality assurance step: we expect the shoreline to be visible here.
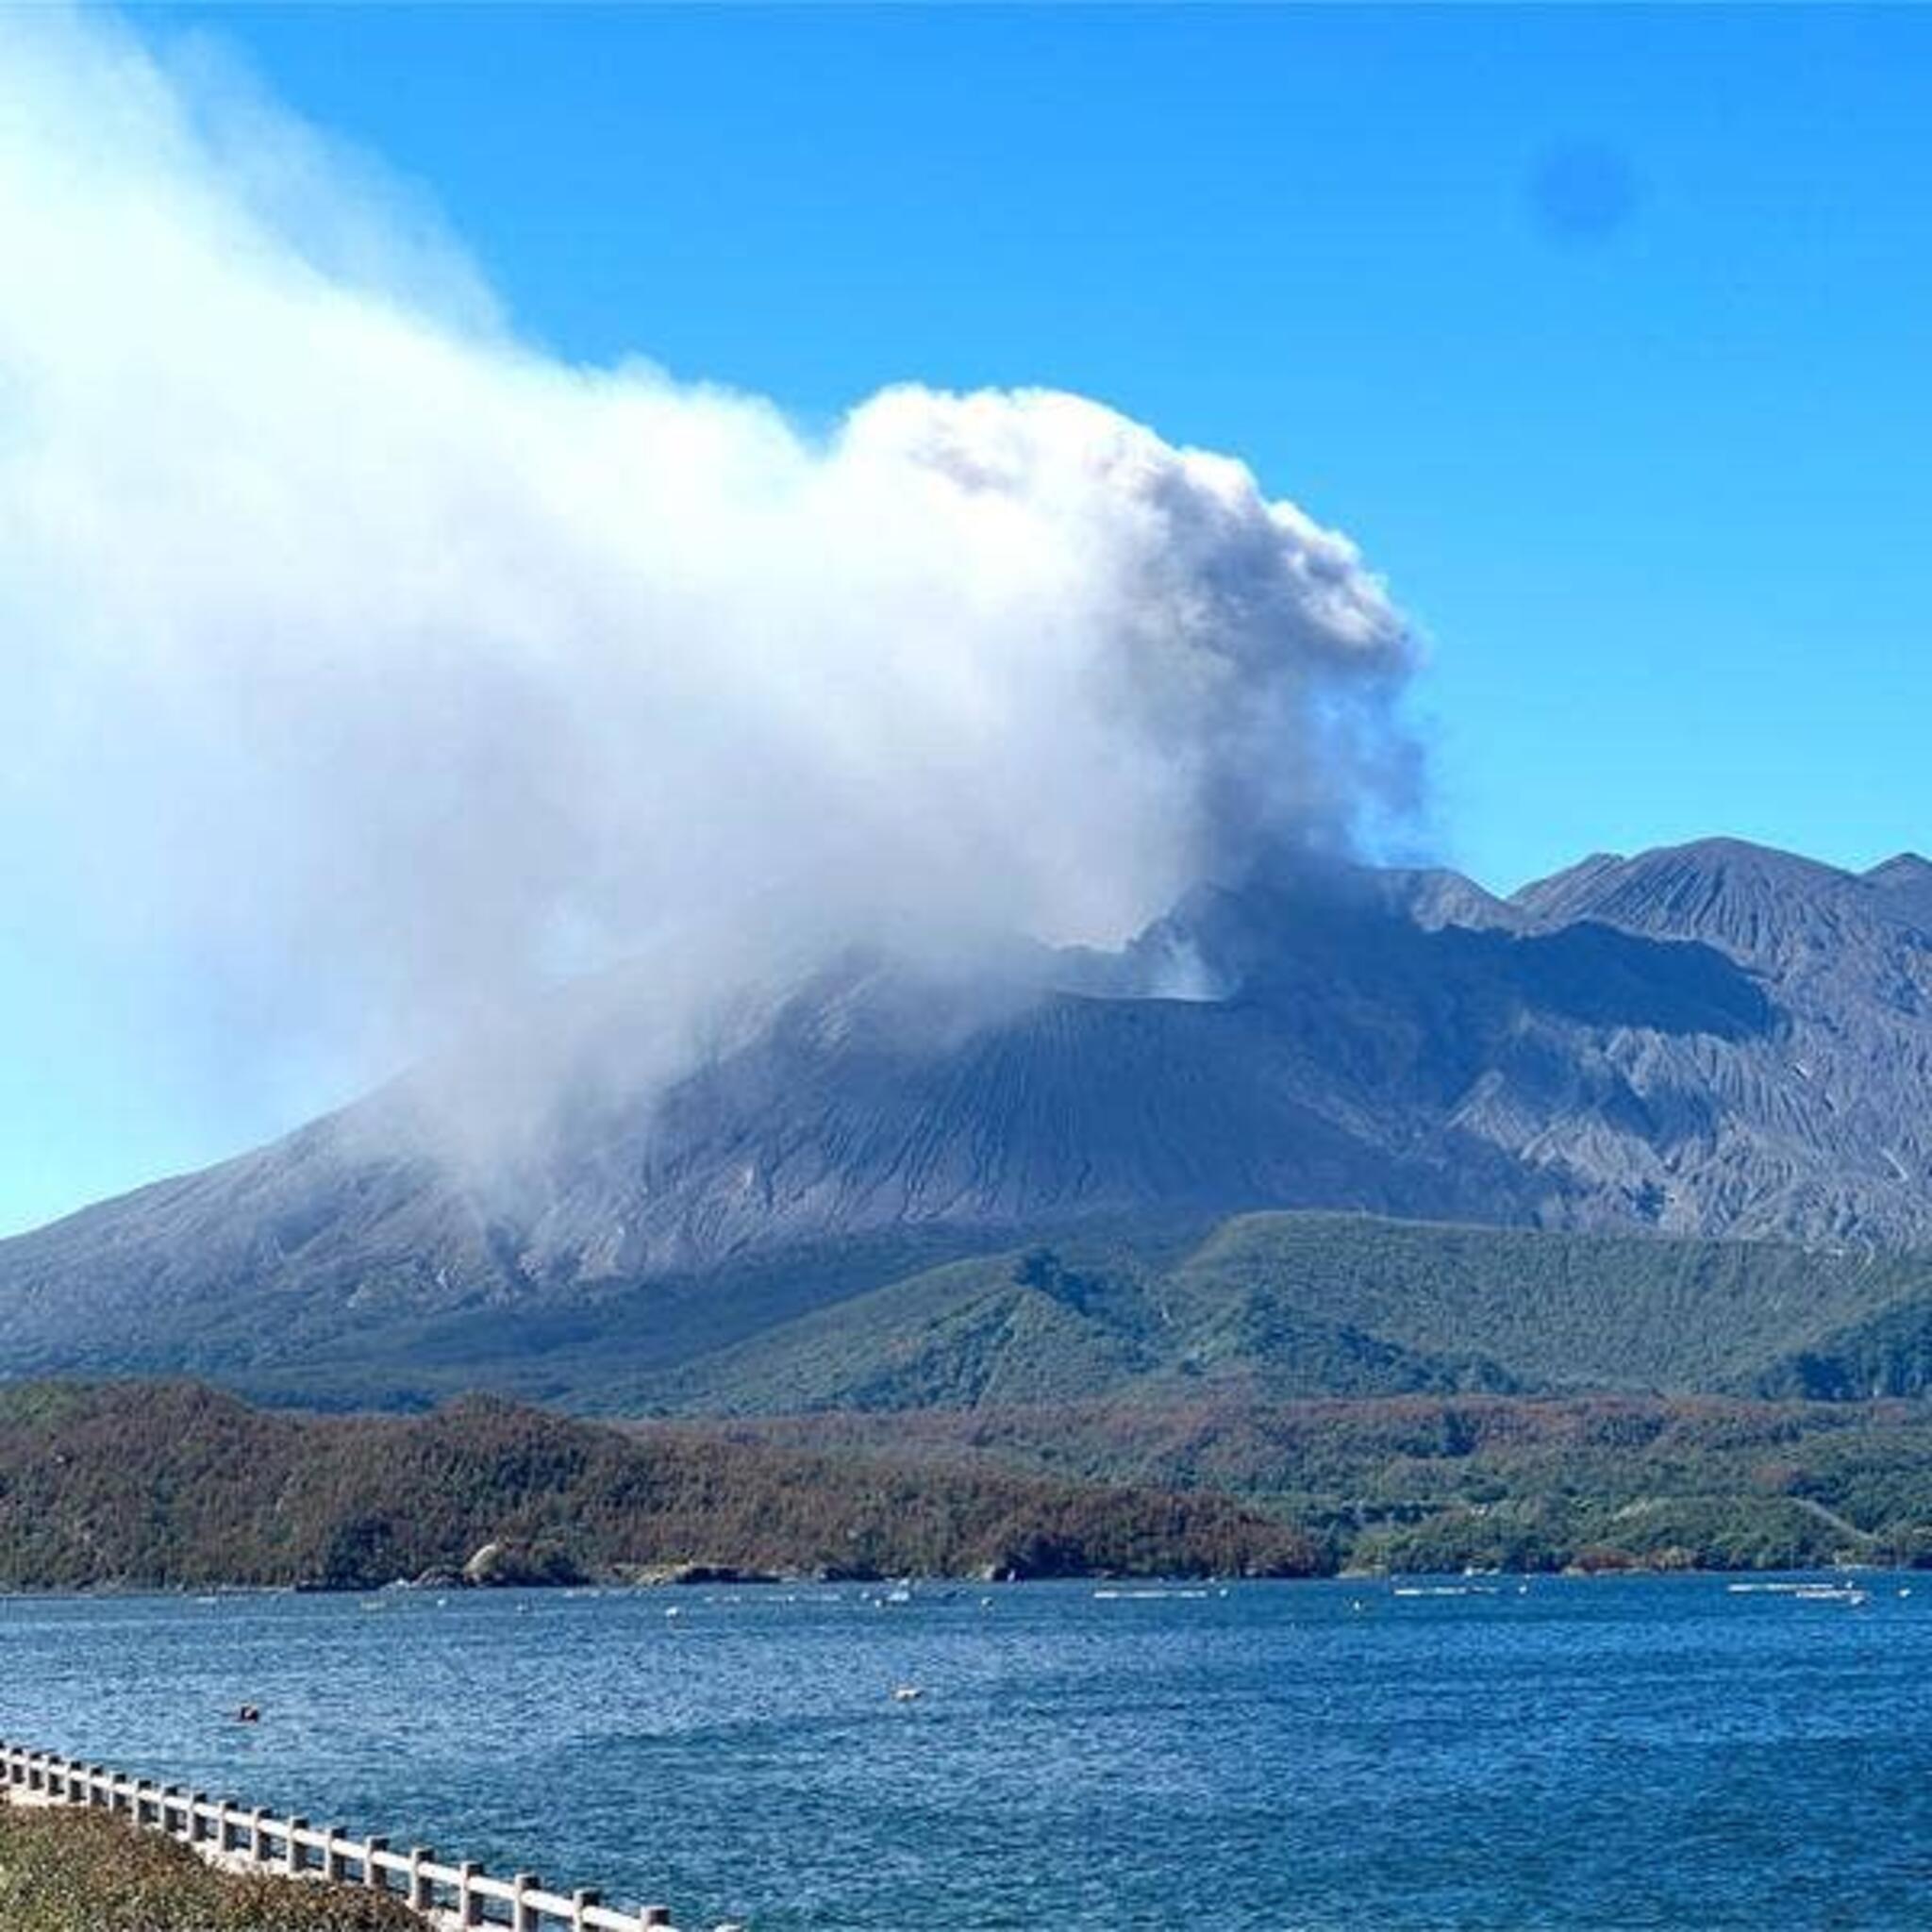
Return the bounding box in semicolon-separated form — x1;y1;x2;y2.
0;1557;1917;1604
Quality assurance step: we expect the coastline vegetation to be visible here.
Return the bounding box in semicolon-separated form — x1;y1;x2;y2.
715;1391;1932;1574
13;1378;1932;1587
0;1380;1315;1591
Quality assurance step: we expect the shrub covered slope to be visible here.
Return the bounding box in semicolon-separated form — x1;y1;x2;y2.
0;1380;1315;1590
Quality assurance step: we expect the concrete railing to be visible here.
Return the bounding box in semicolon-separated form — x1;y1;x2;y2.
0;1738;680;1932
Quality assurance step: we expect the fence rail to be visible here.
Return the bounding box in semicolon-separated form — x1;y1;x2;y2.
0;1738;679;1932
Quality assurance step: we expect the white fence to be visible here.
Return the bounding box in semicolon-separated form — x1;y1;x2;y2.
0;1738;680;1931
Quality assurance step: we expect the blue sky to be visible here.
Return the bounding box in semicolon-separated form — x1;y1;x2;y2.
5;4;1931;1232
166;2;1931;879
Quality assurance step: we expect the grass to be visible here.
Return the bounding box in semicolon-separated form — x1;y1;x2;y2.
0;1804;420;1931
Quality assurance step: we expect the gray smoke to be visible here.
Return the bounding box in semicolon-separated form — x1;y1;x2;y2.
0;8;1423;1165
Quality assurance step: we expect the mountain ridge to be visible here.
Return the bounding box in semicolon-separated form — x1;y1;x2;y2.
4;833;1931;1400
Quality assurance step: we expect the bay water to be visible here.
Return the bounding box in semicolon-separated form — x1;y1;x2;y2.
4;1575;1929;1928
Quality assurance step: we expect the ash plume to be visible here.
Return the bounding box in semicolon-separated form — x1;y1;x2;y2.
0;9;1424;1175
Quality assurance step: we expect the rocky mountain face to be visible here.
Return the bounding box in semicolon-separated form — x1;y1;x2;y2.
1;836;1929;1383
1500;839;1932;1241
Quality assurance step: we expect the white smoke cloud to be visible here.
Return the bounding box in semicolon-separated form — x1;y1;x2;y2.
0;8;1420;1147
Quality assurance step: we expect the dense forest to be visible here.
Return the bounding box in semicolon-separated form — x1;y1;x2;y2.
0;1381;1315;1591
516;1213;1932;1417
14;1378;1932;1587
722;1391;1932;1574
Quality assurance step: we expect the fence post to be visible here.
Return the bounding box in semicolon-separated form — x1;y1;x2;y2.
511;1871;540;1931
641;1910;673;1928
363;1834;390;1890
458;1858;486;1926
408;1847;436;1911
286;1816;308;1878
572;1888;602;1931
189;1791;209;1844
249;1807;271;1862
325;1825;349;1882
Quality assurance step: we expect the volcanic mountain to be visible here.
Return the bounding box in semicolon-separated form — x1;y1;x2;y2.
3;836;1930;1400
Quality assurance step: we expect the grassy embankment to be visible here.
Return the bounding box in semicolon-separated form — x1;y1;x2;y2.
0;1804;417;1931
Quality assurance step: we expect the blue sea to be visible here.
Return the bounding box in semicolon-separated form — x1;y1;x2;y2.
4;1575;1930;1929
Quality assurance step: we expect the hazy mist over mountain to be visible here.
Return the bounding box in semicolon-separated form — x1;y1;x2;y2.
0;8;1425;1230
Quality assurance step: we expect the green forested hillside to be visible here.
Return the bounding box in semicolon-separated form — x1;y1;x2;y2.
13;1212;1932;1586
1167;1214;1932;1394
733;1393;1932;1574
23;1211;1932;1415
0;1381;1314;1591
14;1378;1932;1584
589;1213;1932;1415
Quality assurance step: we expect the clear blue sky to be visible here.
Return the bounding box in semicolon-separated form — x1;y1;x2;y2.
8;4;1932;1231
